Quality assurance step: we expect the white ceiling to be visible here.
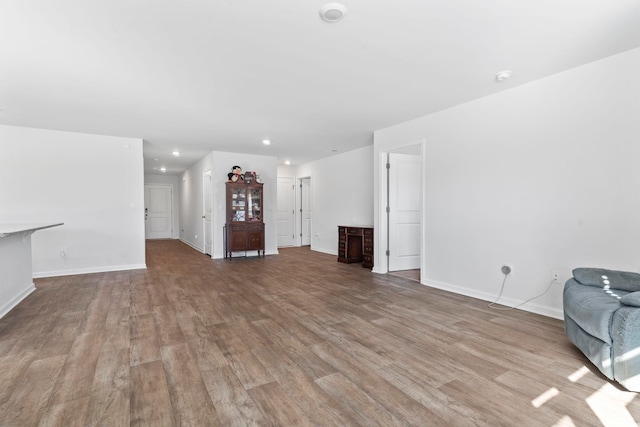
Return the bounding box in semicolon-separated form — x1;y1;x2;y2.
2;1;640;175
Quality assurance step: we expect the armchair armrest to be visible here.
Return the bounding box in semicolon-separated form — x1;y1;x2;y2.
573;268;640;292
621;292;640;307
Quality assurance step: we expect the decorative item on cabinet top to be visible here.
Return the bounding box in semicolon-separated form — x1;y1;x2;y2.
226;165;261;184
227;165;244;182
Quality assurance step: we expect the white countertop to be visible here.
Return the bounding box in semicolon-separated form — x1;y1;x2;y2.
0;223;64;238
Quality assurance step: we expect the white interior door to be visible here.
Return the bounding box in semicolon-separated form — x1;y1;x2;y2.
277;177;295;247
388;153;421;271
144;184;173;239
203;171;212;255
300;177;311;246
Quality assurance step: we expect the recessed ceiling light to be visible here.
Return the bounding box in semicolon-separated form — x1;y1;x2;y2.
284;160;291;165
160;167;167;173
320;3;347;22
262;139;271;146
172;151;180;156
495;70;512;82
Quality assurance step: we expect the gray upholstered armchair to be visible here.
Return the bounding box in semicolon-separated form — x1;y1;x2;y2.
564;268;640;392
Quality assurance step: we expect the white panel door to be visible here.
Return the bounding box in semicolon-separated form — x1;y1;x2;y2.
277;177;295;247
388;153;421;271
144;184;173;239
300;177;311;246
203;171;212;255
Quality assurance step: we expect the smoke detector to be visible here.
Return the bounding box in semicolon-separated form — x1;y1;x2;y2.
495;70;512;82
320;3;347;22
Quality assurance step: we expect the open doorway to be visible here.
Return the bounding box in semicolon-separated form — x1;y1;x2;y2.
276;177;295;247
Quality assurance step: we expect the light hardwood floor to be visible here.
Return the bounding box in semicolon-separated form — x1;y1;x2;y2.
1;240;638;426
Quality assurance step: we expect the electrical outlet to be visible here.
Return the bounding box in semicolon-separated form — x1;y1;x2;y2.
501;265;513;276
552;270;561;282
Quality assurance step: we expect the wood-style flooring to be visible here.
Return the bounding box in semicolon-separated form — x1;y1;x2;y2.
1;240;638;426
388;269;420;282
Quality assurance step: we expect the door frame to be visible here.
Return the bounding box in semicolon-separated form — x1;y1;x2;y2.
375;140;426;278
203;170;212;256
298;176;311;246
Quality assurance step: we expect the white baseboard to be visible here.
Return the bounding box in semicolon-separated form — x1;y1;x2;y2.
33;264;147;279
179;238;204;253
0;283;35;319
423;278;564;320
311;246;337;256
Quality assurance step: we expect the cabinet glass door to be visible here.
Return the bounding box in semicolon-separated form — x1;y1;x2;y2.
248;188;262;221
231;187;246;221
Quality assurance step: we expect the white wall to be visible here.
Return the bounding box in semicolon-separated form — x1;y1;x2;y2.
281;145;374;255
180;151;278;259
374;47;640;319
144;174;180;239
0;125;146;277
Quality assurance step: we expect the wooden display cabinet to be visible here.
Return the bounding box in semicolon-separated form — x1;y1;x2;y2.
225;181;265;258
338;226;374;269
362;227;374;269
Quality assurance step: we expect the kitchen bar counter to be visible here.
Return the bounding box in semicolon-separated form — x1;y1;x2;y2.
0;223;63;319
